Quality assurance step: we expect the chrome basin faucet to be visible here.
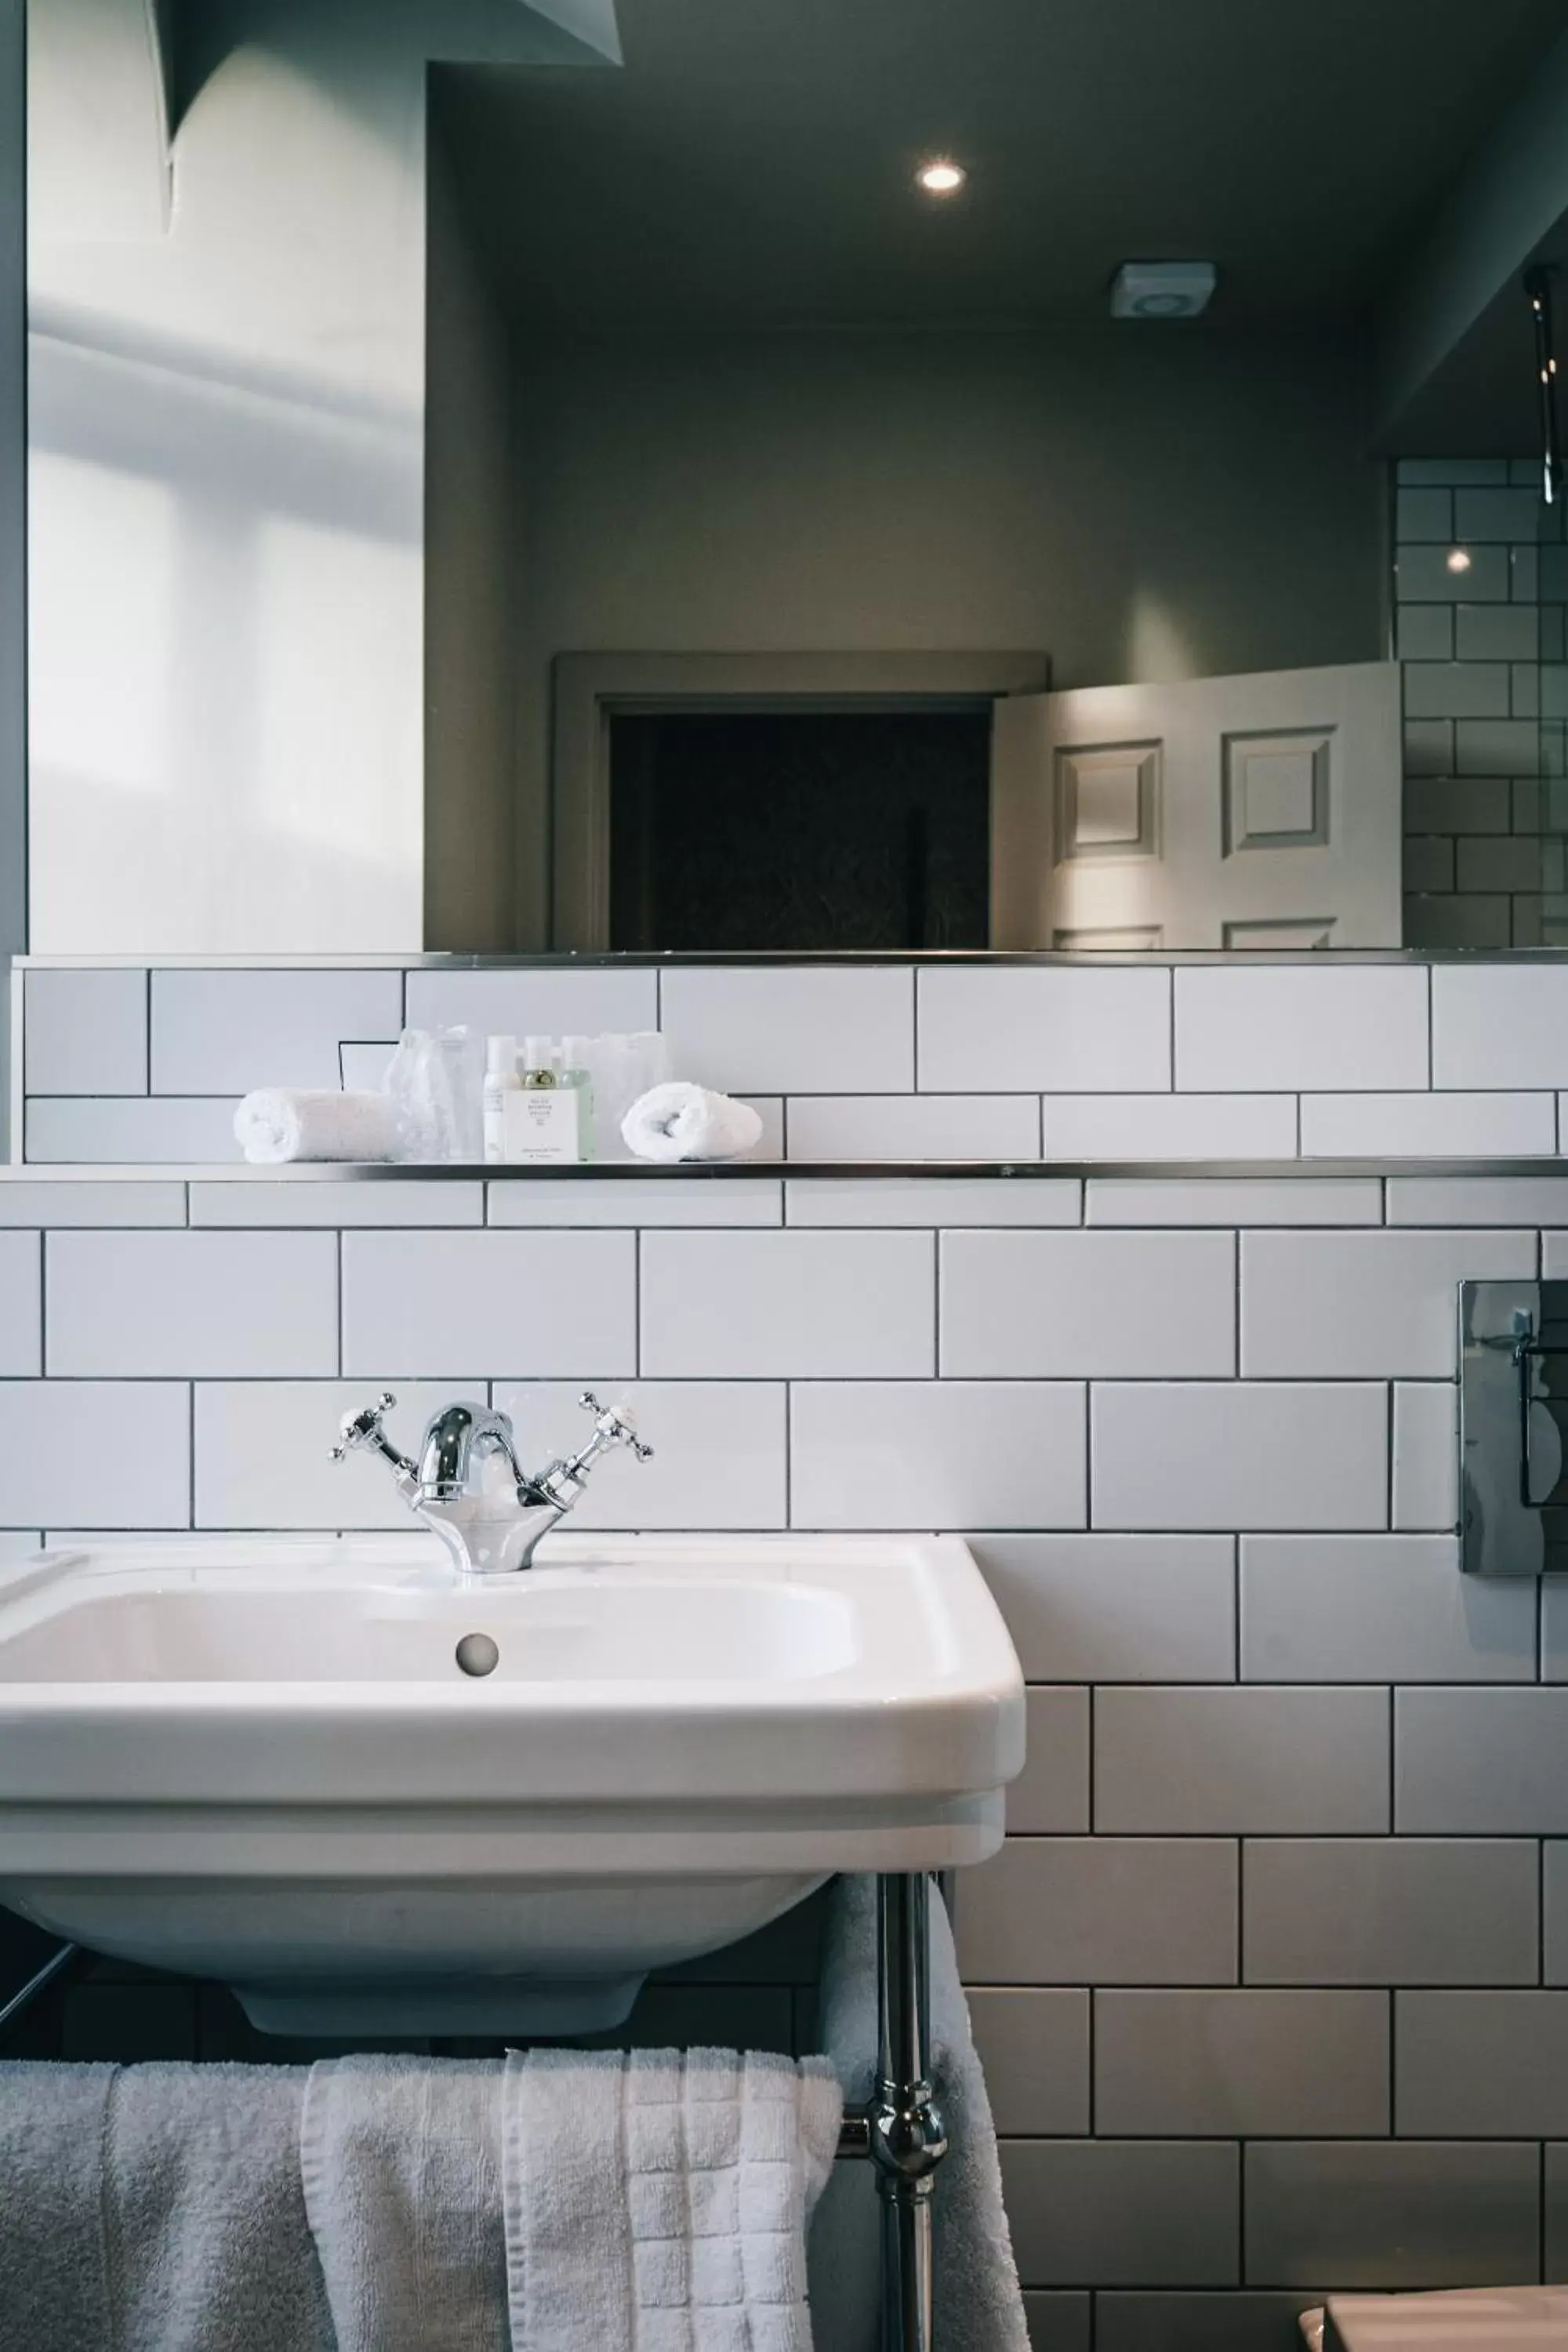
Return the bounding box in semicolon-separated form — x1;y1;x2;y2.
331;1391;652;1580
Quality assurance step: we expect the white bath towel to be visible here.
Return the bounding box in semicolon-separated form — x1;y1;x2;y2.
300;2054;507;2352
234;1088;403;1164
810;1876;1029;2352
503;2045;843;2352
0;2059;331;2352
621;1082;765;1163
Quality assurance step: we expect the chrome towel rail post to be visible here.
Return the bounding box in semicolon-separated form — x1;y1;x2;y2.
835;1872;949;2350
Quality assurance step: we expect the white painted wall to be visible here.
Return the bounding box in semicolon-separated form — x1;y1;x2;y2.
25;0;607;955
512;328;1385;946
423;111;517;953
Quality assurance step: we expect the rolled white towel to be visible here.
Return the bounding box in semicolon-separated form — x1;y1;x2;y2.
620;1081;764;1163
234;1089;403;1166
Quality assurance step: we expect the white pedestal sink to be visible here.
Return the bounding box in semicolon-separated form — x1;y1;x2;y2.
0;1533;1024;2033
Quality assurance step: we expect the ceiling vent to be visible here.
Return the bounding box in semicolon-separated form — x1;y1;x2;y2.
1109;261;1218;320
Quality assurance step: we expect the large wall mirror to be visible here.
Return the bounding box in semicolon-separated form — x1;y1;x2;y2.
14;0;1568;962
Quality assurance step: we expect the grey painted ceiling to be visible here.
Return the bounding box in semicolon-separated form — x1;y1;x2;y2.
440;0;1568;331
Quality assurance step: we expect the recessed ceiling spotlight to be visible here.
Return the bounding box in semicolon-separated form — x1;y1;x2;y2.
915;158;967;197
1446;547;1473;573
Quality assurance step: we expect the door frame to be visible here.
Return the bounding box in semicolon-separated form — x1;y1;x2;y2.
549;650;1051;950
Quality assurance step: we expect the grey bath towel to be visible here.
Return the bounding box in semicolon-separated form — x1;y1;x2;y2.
809;1875;1030;2352
0;2058;330;2352
300;2052;508;2352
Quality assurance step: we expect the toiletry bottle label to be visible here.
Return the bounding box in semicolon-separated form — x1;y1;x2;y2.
503;1088;581;1164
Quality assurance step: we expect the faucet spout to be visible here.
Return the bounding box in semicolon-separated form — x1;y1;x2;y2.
416;1403;530;1503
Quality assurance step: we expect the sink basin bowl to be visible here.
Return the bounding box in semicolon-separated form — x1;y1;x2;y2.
0;1533;1023;2034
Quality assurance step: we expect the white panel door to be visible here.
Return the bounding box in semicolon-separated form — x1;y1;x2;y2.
990;662;1403;950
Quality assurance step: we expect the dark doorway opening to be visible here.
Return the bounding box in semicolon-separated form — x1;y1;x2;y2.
608;709;992;952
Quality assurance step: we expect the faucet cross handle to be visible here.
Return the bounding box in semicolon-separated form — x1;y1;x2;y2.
330;1393;418;1489
331;1392;397;1461
578;1391;655;1463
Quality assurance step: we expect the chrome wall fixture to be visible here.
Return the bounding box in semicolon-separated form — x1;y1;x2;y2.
1526;265;1563;509
1460;1279;1568;1574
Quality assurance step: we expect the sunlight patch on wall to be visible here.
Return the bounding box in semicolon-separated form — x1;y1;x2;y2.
29;450;176;796
256;512;423;880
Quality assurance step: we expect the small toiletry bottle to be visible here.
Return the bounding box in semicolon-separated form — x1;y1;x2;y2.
507;1038;581;1163
561;1034;595;1162
482;1035;520;1165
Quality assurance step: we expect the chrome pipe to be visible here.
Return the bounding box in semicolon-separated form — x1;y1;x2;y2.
0;1940;79;2037
1527;265;1563;507
869;1873;946;2352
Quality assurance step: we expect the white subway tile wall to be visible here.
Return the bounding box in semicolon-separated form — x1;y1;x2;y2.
1040;1095;1298;1160
1172;966;1430;1094
789;1378;1087;1529
23;998;1568;2335
0;1179;184;1225
1238;1535;1536;1683
151;968;404;1094
46;1229;339;1377
786;1176;1081;1226
26;951;1568;1168
1242;2143;1539;2291
341;1229;637;1377
662;965;913;1094
191;1177;487;1227
1392;1382;1461;1530
641;1229;935;1377
1238;1229;1534;1377
1087;1179;1383;1226
784;1092;1040;1160
0;1232;39;1374
1091;1381;1390;1531
25;1094;244;1163
1433;967;1568;1088
493;1380;789;1530
1007;1687;1092;1835
489;1175;781;1227
940;1230;1236;1378
1299;1092;1558;1157
404;966;659;1040
918;965;1172;1093
24;967;147;1094
195;1380;485;1530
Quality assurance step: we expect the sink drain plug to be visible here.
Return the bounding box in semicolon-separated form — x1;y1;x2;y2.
455;1632;500;1678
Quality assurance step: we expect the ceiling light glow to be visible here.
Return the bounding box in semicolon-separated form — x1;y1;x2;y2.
1446;547;1472;573
915;158;966;196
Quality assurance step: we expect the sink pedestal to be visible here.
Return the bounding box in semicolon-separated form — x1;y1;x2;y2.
8;1866;831;2038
